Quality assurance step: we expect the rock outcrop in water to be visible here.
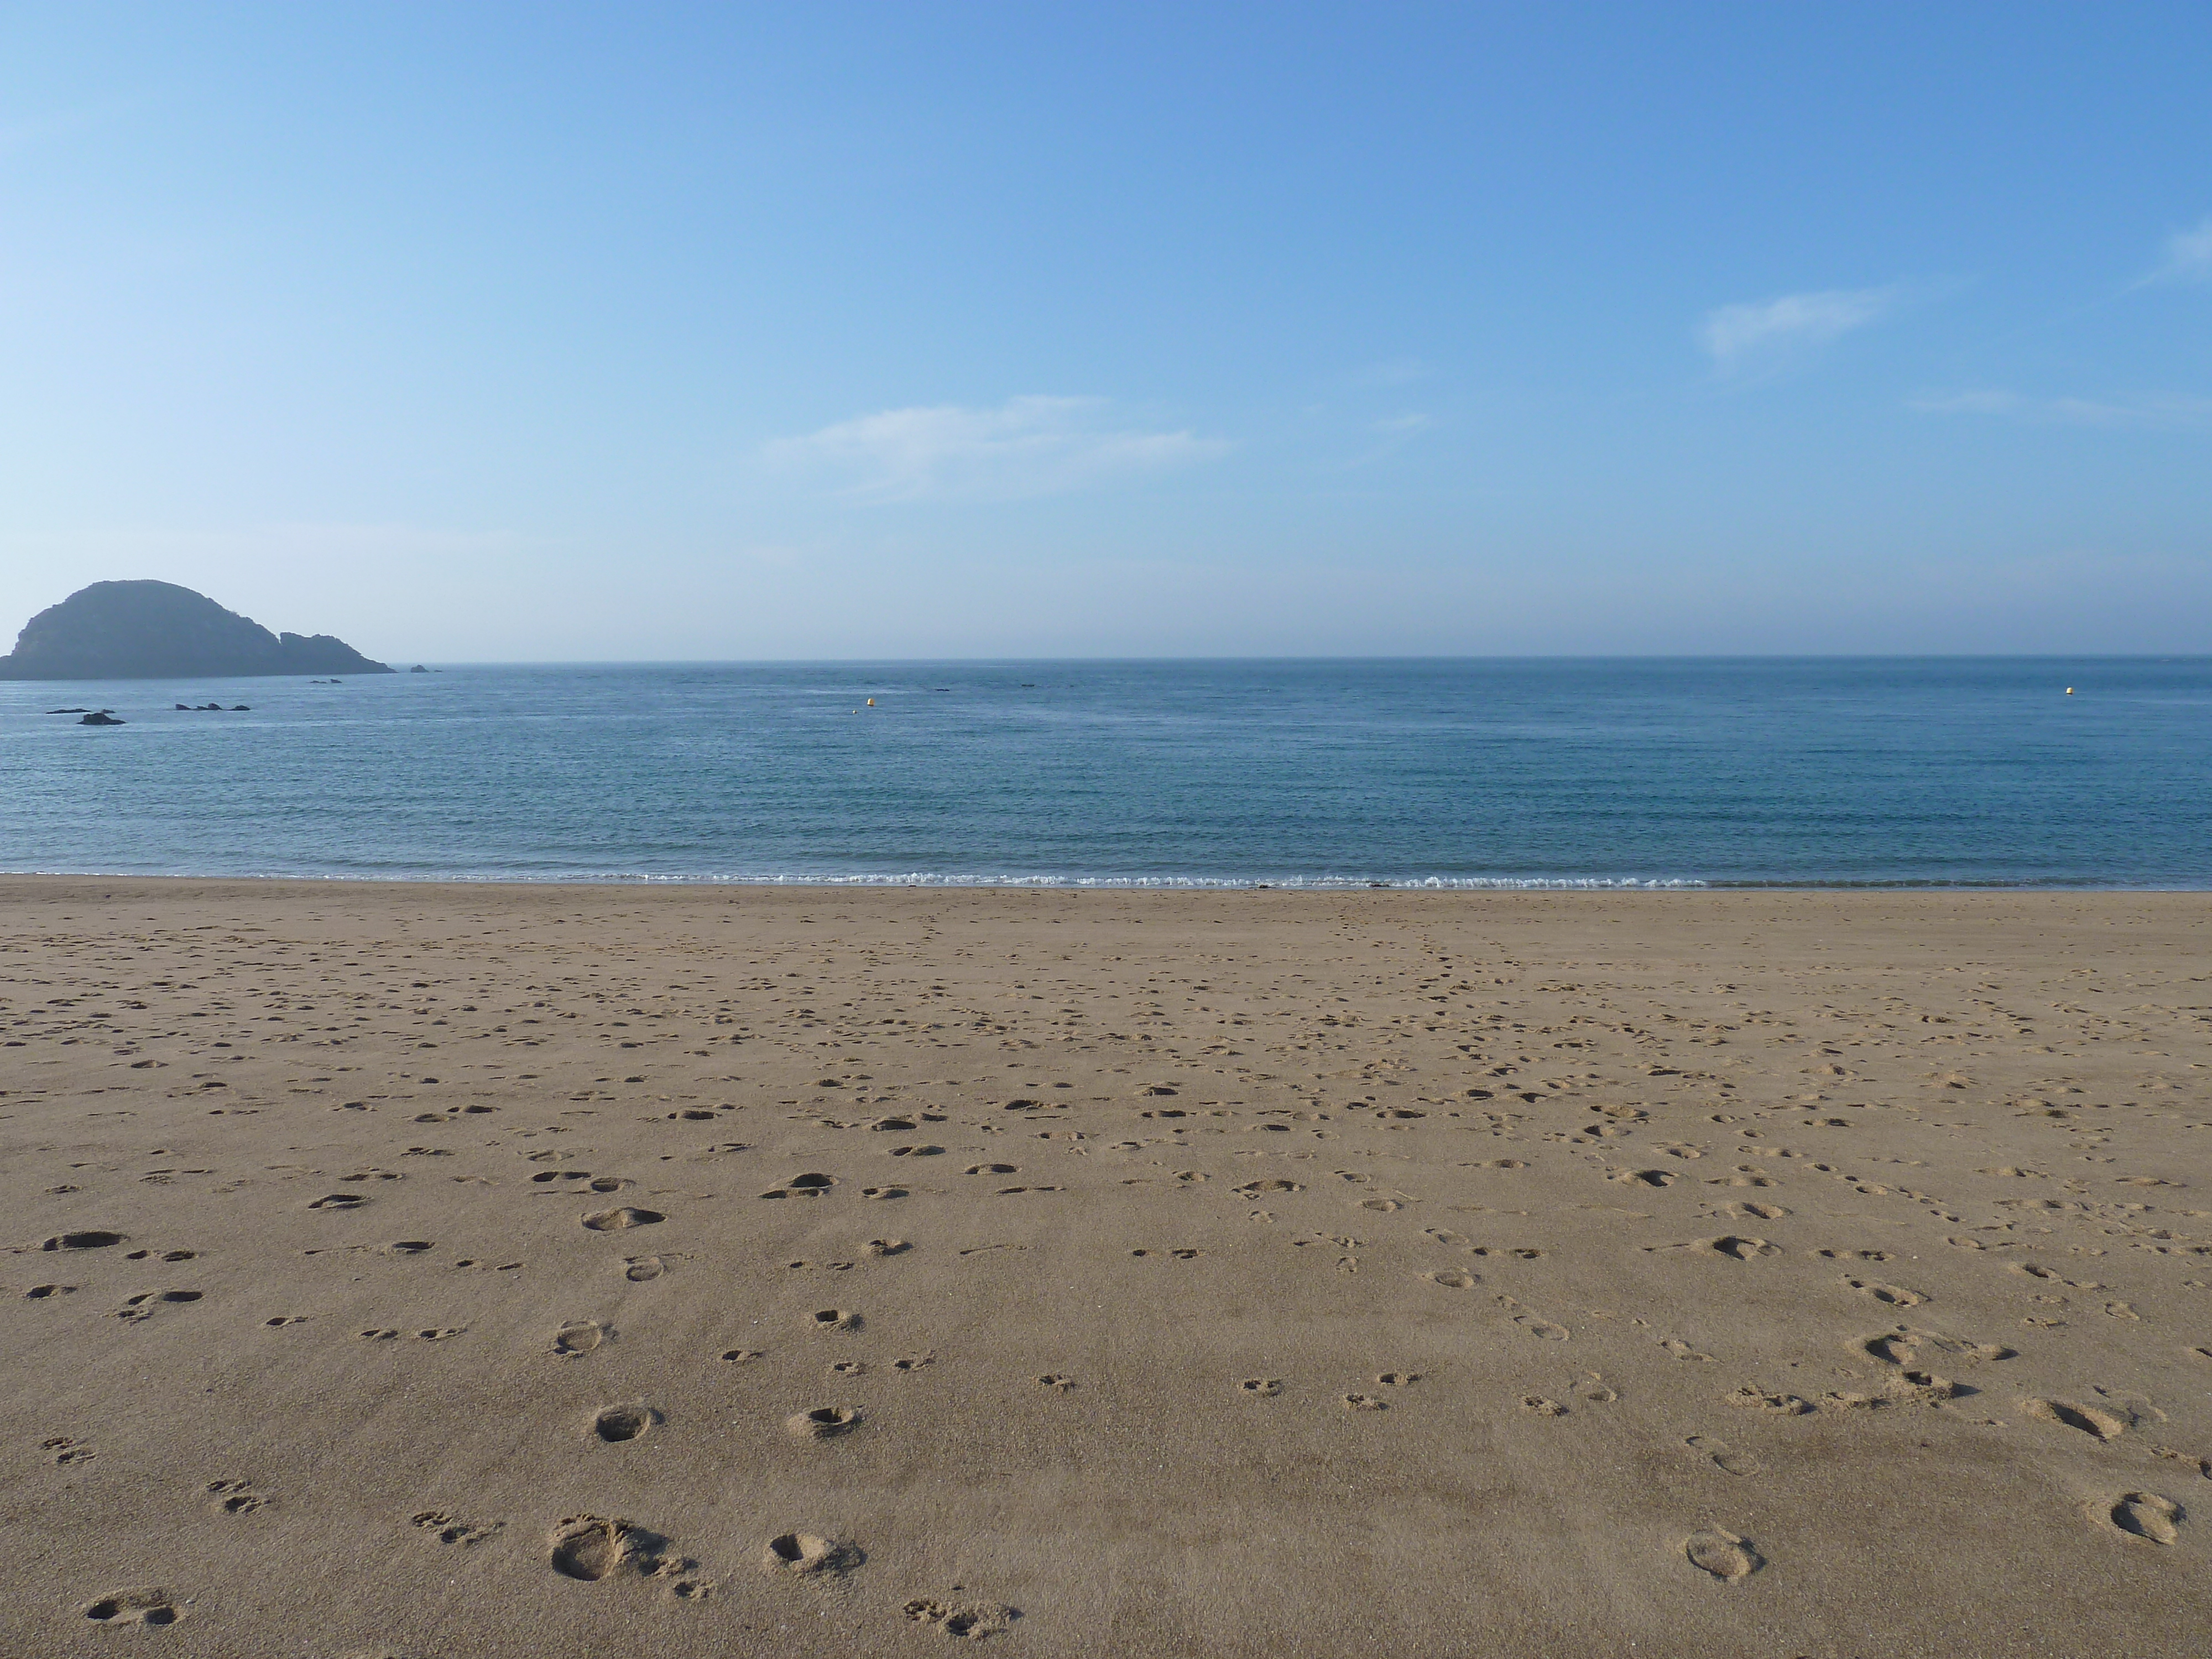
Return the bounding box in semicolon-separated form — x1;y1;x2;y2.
0;581;392;680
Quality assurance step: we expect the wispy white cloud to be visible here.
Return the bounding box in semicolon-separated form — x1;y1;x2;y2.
2137;216;2212;286
1699;285;1902;377
1909;389;2212;431
760;396;1228;500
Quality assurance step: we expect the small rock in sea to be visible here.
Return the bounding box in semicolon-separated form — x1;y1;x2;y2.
79;711;125;726
231;705;249;711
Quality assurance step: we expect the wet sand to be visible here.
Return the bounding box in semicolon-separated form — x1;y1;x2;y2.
4;878;2209;1656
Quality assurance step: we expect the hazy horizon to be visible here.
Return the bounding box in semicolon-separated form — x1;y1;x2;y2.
4;4;2208;660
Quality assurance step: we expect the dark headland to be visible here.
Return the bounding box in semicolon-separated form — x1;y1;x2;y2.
0;580;392;680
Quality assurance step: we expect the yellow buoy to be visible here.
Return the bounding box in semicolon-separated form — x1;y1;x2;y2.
2065;687;2074;695
865;697;875;706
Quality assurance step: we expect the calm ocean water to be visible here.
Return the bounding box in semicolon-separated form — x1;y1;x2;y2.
1;659;2206;888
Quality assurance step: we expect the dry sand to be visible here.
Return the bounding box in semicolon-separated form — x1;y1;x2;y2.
4;878;2209;1657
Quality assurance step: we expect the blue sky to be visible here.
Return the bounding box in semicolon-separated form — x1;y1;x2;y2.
3;3;2209;658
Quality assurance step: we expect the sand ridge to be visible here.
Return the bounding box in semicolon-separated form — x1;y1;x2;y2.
3;879;2209;1655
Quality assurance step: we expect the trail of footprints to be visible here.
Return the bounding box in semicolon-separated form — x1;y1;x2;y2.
19;911;2212;1646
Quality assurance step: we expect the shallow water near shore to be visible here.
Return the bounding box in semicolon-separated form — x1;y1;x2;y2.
1;657;2207;886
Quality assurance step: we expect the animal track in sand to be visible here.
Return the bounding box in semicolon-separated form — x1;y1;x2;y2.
82;1588;182;1627
2106;1492;2185;1545
904;1597;1018;1639
205;1479;264;1514
1036;1374;1076;1391
1239;1378;1282;1397
1686;1436;1760;1477
1683;1528;1764;1583
811;1308;860;1331
43;1230;124;1251
786;1406;860;1439
581;1207;662;1232
554;1321;612;1358
832;1359;867;1376
1520;1395;1567;1416
593;1404;657;1443
414;1510;501;1545
44;1436;95;1465
764;1532;858;1574
2021;1397;2130;1441
1342;1392;1387;1411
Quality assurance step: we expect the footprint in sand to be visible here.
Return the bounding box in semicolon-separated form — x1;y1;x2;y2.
25;1285;76;1300
785;1406;860;1439
2106;1493;2187;1544
1342;1392;1387;1411
811;1308;860;1332
1726;1386;1813;1416
593;1404;657;1443
623;1256;667;1282
967;1164;1018;1176
1683;1528;1764;1583
1035;1374;1076;1391
414;1509;501;1545
764;1532;859;1575
581;1207;663;1232
1520;1395;1567;1416
721;1348;763;1363
43;1230;125;1251
1239;1378;1283;1397
1422;1269;1480;1290
2022;1397;2130;1441
550;1515;641;1581
1686;1436;1761;1477
1514;1315;1569;1340
903;1598;1019;1639
1844;1277;1927;1307
82;1588;183;1627
554;1321;612;1358
44;1436;96;1466
867;1239;911;1256
860;1186;907;1200
309;1193;367;1211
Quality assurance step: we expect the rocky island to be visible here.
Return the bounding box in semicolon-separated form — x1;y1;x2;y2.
0;580;392;680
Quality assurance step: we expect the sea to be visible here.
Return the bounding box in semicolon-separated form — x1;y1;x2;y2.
2;659;2207;889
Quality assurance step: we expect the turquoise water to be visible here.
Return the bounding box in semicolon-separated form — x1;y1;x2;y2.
1;659;2206;887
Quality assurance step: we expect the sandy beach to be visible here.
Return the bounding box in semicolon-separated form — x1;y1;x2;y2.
4;877;2208;1657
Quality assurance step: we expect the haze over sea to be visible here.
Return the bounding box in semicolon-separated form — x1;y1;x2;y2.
3;658;2207;889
